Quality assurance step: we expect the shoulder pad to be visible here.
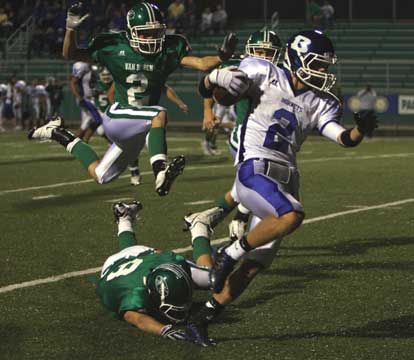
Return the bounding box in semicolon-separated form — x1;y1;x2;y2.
165;34;192;53
88;32;127;52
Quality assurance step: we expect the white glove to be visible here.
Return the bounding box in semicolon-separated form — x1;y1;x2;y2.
66;2;90;31
208;67;249;97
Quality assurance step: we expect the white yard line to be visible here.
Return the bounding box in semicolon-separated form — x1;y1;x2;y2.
32;194;60;200
184;200;214;206
104;197;134;203
1;152;413;196
0;197;412;295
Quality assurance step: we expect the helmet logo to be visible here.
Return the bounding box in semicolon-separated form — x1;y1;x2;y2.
127;10;135;20
155;275;169;301
291;35;311;54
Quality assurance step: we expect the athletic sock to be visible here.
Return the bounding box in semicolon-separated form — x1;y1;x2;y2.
192;236;212;262
225;236;252;260
118;230;137;250
234;204;250;223
66;138;99;170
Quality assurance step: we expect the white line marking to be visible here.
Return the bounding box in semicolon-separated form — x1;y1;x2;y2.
105;198;134;203
1;152;413;196
184;200;214;206
0;197;412;294
32;194;60;200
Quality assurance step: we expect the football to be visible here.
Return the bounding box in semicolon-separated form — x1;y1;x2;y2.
213;86;240;106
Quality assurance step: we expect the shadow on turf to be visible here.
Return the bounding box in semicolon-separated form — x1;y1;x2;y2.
0;155;74;166
216;315;414;342
13;184;136;210
281;236;414;258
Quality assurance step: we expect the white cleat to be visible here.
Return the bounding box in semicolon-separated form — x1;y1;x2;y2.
201;140;214;156
183;206;224;231
155;155;185;196
28;117;63;140
229;219;247;243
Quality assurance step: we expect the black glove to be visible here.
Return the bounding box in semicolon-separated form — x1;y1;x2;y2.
217;33;238;62
353;110;378;137
161;323;217;347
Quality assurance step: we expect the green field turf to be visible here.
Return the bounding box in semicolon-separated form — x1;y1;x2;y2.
0;132;413;360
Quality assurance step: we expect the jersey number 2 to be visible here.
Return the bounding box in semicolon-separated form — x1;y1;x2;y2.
126;74;148;106
263;109;298;153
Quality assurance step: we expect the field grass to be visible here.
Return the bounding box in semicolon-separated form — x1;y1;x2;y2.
0;131;413;360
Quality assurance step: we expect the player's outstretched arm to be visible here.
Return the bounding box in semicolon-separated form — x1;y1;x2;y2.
203;98;216;130
163;85;189;113
62;2;92;62
180;33;238;71
124;311;216;346
337;110;378;147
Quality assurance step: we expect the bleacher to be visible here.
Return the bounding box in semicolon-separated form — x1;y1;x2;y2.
1;20;414;96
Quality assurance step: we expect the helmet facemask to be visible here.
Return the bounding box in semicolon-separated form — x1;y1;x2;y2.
294;51;337;93
246;43;281;64
147;263;193;324
128;25;166;54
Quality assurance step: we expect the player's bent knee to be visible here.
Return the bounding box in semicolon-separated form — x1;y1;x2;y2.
280;211;304;233
151;111;167;127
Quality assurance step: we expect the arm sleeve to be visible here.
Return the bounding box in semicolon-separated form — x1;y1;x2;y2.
317;97;343;143
321;121;346;143
118;287;150;318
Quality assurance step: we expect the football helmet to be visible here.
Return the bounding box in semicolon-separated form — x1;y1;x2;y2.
98;67;113;84
126;2;166;54
245;29;282;64
146;262;193;323
284;30;337;94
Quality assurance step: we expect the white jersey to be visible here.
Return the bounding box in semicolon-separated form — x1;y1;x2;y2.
72;61;94;99
236;57;343;167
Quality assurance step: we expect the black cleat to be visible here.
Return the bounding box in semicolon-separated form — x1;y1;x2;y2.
209;246;237;293
155;155;185;196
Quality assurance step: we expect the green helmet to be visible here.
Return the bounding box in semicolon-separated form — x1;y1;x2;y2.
245;29;282;64
146;262;193;323
126;2;166;54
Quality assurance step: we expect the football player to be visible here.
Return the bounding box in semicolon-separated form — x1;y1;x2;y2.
70;61;102;143
28;2;237;196
189;30;378;317
0;83;7;132
201;29;283;244
96;201;215;346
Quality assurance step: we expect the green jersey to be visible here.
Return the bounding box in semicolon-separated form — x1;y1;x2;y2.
94;79;112;112
89;32;190;108
96;249;187;319
219;57;251;150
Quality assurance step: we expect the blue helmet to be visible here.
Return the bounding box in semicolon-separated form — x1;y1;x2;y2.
284;30;337;95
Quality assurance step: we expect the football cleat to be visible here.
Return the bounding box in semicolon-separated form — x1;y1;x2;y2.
209;246;237;293
28;116;63;140
183;207;225;232
201;140;213;156
130;169;142;186
155;155;185;196
183;212;213;233
228;219;247;243
112;201;143;224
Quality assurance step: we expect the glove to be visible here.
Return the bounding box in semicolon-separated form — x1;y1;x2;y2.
161;323;217;347
353;110;378;137
208;67;249;97
217;33;238;62
66;2;90;31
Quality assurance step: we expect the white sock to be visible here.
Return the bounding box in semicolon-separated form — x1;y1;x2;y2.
225;239;247;260
190;222;211;243
118;218;133;235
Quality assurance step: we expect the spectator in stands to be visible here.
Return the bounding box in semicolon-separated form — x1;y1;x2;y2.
212;4;227;35
167;0;185;32
182;0;197;37
307;0;322;28
321;0;335;29
357;84;377;113
200;7;213;34
0;6;13;37
46;76;63;116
